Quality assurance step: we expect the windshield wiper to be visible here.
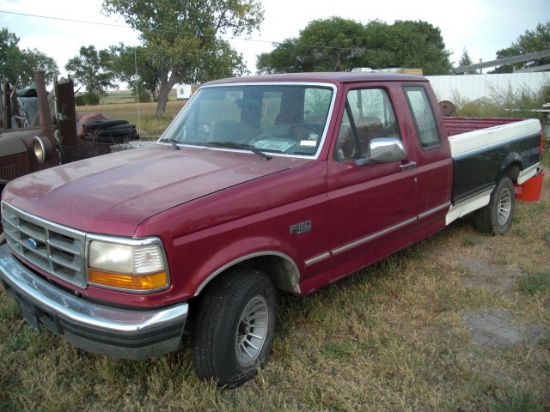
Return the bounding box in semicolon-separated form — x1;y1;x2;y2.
206;141;272;160
167;138;180;150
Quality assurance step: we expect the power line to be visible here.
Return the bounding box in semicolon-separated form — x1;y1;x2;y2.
0;9;362;53
0;10;132;30
0;9;276;46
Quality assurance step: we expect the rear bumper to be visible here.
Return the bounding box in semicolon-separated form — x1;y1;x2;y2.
0;245;188;360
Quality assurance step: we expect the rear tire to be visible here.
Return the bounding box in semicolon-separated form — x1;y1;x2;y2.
475;176;515;235
192;267;275;388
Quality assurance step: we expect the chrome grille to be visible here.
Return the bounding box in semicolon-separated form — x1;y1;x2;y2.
1;202;87;288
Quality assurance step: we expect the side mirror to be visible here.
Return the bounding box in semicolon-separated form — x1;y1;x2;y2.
355;137;406;166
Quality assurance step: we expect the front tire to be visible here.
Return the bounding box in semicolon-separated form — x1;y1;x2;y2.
475;176;515;235
192;267;275;388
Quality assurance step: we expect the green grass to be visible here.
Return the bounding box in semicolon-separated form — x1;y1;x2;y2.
490;388;545;412
519;271;550;296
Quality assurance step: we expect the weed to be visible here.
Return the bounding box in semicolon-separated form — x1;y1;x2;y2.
512;226;529;237
518;271;550;296
8;324;34;351
489;388;543;412
321;340;354;360
462;235;480;246
454;80;550;119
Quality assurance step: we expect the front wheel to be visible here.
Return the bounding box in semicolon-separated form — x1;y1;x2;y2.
475;176;516;235
192;267;276;387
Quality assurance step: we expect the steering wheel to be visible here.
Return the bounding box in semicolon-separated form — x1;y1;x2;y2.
288;124;319;139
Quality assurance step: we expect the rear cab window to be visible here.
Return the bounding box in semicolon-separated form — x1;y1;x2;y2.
403;85;441;150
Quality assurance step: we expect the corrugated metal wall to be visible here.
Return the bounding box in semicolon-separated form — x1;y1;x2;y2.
426;73;550;103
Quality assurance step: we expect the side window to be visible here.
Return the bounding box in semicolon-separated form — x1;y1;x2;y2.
404;86;441;149
335;88;400;161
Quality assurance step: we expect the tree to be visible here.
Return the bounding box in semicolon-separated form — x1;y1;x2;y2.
390;20;452;74
360;20;452;75
65;45;116;104
258;18;366;74
19;49;58;85
102;0;264;115
0;28;58;86
256;38;304;74
457;48;478;74
0;28;24;84
257;19;452;75
295;17;366;72
492;21;550;73
109;44;160;102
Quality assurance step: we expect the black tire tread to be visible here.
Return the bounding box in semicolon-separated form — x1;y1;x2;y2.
192;267;275;387
475;176;515;235
83;119;129;130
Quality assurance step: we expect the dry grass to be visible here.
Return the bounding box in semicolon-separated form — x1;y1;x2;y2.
78;100;186;139
0;145;548;411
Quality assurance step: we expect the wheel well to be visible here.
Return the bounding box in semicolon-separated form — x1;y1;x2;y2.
247;255;300;294
196;254;300;298
502;162;521;183
188;254;300;321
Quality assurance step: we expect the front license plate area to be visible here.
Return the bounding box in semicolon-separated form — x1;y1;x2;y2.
18;299;42;334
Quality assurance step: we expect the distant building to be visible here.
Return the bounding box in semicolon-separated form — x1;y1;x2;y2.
176;85;193;101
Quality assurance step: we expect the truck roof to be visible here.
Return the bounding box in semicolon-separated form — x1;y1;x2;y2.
204;72;428;86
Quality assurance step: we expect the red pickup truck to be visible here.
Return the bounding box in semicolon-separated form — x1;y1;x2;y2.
0;72;544;387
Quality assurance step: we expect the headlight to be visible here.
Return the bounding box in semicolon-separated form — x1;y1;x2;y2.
33;136;52;163
88;237;169;293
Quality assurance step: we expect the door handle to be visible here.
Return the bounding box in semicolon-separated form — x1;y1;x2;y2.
400;161;417;171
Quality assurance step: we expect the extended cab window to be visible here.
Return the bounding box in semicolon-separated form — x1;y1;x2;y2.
335;88;401;161
404;86;441;149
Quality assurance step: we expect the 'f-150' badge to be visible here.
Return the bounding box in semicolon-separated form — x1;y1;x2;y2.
289;220;312;235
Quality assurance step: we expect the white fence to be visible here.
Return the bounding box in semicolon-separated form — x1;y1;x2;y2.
426;72;549;103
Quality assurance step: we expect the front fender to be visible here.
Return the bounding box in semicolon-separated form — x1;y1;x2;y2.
194;248;301;296
171;234;302;298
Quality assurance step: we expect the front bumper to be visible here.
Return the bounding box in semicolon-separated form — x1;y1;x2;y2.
0;245;188;360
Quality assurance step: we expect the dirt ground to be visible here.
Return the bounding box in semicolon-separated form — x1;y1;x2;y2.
456;233;550;405
459;250;548;347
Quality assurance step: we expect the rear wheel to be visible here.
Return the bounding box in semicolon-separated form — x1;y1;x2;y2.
475;176;515;235
192;267;275;388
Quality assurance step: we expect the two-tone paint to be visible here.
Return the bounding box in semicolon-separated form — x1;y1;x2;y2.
0;72;543;360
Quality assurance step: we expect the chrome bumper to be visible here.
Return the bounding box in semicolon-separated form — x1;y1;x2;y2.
0;245;188;359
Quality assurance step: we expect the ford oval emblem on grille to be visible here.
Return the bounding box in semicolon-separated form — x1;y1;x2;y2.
27;238;38;248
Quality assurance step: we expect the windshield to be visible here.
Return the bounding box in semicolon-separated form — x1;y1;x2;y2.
160;83;335;157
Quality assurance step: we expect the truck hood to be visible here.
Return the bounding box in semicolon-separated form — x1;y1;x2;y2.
4;144;309;235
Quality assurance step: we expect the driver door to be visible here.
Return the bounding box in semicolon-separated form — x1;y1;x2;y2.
327;84;418;281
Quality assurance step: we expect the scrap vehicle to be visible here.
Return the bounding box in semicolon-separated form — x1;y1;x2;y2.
0;72;61;197
0;72;544;387
0;71;140;199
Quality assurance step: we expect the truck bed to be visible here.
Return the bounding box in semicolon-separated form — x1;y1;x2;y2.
446;118;541;158
446;117;541;222
443;117;525;136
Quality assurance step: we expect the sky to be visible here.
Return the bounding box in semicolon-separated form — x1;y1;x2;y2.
1;0;549;83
